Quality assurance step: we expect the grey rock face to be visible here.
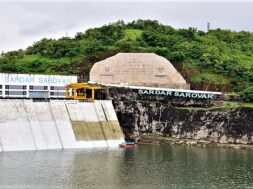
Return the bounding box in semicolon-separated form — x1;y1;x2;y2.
114;100;253;144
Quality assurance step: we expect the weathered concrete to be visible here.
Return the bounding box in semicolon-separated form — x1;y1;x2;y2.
24;100;48;150
36;102;63;150
90;53;190;89
0;100;36;151
0;99;125;152
50;101;79;149
101;100;125;142
94;101;116;147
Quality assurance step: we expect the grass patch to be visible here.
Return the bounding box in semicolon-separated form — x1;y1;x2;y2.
177;101;253;110
242;102;253;108
237;54;253;68
191;72;230;85
15;55;55;73
14;54;86;74
223;92;239;95
123;29;143;41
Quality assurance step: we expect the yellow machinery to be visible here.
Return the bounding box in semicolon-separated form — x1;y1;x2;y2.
65;83;102;101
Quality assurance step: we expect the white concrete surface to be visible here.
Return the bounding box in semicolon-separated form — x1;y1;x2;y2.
50;101;79;149
0;99;125;152
24;100;47;150
16;100;36;151
101;100;125;144
0;100;36;151
34;102;62;150
101;100;119;121
94;101;116;147
89;81;222;95
94;101;107;122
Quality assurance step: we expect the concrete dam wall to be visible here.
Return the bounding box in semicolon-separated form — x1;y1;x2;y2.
0;99;125;152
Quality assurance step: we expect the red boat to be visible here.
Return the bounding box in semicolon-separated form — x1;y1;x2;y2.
119;142;136;148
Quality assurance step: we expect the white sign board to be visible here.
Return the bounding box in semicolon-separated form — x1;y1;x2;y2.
0;73;77;86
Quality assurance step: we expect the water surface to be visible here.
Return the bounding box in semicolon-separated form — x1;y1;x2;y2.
0;145;253;189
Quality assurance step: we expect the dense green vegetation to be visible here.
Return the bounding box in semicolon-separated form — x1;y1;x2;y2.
0;19;253;93
240;87;253;102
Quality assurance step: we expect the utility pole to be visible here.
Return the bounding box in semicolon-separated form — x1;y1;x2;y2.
207;22;211;32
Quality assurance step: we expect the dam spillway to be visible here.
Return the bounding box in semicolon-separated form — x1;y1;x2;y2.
0;99;125;152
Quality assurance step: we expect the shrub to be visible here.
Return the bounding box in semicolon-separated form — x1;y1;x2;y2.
240;87;253;102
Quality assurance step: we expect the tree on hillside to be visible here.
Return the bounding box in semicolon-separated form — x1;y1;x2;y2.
0;19;252;92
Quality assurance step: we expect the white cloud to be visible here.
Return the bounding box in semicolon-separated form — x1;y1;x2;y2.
0;1;253;52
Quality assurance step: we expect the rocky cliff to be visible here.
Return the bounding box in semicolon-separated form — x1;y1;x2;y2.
113;100;253;145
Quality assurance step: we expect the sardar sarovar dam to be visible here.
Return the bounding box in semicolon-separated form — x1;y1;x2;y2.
0;99;124;152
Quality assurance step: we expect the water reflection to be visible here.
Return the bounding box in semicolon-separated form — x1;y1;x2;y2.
0;145;253;188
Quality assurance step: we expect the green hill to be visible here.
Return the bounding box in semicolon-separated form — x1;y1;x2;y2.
1;19;253;92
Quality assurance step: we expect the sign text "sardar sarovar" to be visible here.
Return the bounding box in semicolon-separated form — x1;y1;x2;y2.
4;75;71;85
138;89;214;99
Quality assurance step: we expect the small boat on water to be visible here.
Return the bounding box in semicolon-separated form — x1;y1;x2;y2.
119;142;136;148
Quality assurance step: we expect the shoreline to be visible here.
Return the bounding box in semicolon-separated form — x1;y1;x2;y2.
137;135;253;150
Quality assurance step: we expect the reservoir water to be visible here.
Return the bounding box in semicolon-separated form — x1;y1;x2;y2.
0;144;253;189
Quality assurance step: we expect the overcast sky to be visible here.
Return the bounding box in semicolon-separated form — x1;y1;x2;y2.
1;0;253;52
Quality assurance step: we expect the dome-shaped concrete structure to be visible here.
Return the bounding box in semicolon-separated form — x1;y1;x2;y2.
89;53;189;89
